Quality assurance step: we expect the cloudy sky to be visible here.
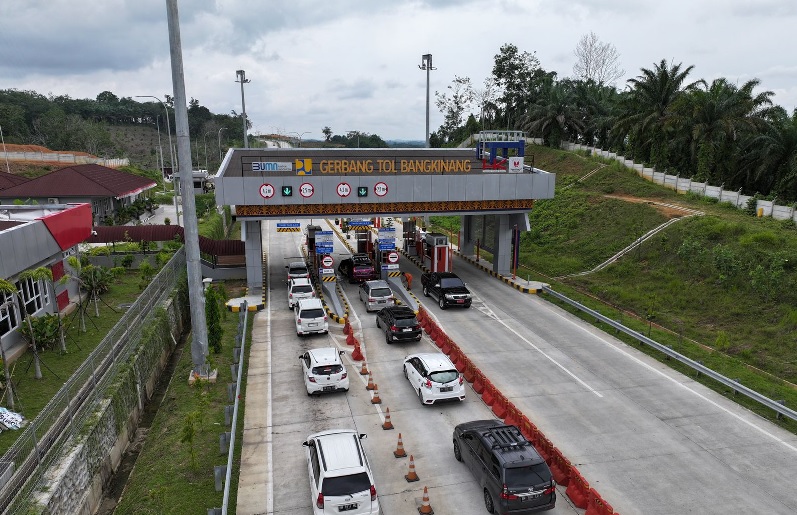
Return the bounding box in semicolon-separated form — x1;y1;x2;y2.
1;0;795;142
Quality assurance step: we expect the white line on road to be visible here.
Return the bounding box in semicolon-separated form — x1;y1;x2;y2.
266;229;274;514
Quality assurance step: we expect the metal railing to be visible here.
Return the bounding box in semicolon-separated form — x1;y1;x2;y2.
542;286;797;423
0;249;187;513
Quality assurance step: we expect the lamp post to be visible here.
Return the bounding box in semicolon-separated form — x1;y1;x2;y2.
203;130;212;172
135;95;175;176
155;115;166;191
288;131;310;148
217;127;227;160
235;70;251;148
418;54;436;148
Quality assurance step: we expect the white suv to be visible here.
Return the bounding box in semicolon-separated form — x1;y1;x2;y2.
403;352;466;405
302;429;380;515
295;298;329;336
288;277;315;309
299;348;349;395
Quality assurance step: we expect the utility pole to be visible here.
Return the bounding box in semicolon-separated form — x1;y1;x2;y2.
418;54;436;148
217;127;227;160
166;0;210;377
236;70;250;148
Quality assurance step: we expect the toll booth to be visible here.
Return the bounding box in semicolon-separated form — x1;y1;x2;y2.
419;232;449;272
403;219;417;256
306;224;323;272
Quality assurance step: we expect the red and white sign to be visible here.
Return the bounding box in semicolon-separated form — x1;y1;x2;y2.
321;255;334;268
387;251;399;264
299;183;315;198
374;182;388;197
508;157;523;173
259;183;275;199
336;182;351;197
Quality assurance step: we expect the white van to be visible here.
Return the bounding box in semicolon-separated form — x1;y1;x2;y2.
295;298;328;336
302;429;380;514
288;277;315;309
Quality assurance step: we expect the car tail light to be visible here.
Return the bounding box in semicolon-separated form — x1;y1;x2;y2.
544;484;556;495
369;297;376;302
413;325;420;331
500;484;518;500
316;493;324;509
311;291;316;297
459;375;464;385
289;293;293;299
370;484;377;501
323;315;328;321
424;379;432;389
390;325;398;332
296;318;302;324
341;372;347;379
308;376;316;383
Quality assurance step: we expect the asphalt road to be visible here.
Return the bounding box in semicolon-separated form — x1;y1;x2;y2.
237;219;797;515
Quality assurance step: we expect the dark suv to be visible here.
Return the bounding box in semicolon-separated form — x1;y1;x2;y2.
453;420;556;514
375;306;422;344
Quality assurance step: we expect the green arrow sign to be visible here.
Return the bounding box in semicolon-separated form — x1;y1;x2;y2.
282;186;293;196
357;187;368;197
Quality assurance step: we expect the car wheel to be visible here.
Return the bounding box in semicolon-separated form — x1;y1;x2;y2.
418;388;425;405
297;332;301;337
422;285;429;297
439;297;447;310
484;489;495;514
403;365;408;379
453;440;462;462
385;332;392;344
464;303;471;309
375;316;380;328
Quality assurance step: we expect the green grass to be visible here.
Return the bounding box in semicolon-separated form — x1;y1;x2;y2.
114;293;250;514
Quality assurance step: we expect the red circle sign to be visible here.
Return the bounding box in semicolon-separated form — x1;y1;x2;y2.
374;182;388;197
387;251;399;264
259;183;275;199
321;255;334;268
300;183;315;198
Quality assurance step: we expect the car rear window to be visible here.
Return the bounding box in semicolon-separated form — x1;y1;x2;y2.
369;288;392;297
504;463;552;488
312;364;343;375
290;266;308;275
321;472;371;497
299;308;325;319
292;285;314;294
429;369;458;384
393;317;418;328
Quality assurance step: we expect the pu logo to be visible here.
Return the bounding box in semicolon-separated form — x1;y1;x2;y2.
296;159;313;175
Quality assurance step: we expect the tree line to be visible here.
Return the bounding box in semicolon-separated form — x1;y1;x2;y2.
433;37;797;202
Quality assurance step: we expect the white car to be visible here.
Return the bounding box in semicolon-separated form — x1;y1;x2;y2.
302;429;380;514
299;347;349;395
295;298;329;336
403;353;466;405
288;277;315;309
286;260;310;284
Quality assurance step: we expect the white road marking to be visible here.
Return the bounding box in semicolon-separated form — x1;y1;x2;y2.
266;228;274;514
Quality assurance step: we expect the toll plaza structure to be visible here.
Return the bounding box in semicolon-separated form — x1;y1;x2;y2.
213;131;555;292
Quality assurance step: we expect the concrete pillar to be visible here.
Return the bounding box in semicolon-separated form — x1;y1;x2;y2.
459;215;476;255
492;213;529;276
243;220;263;292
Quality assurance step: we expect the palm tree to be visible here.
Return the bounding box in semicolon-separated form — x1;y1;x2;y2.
518;79;584;148
743;107;797;199
614;59;701;169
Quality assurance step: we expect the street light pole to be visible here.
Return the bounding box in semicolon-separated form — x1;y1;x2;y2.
418;54;436;148
203;131;212;172
235;70;251;148
135;95;175;176
217;127;227;160
155;115;166;191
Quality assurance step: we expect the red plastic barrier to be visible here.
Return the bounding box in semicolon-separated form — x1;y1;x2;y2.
584;488;612;515
504;403;520;428
549;447;570;487
491;392;508;420
440;334;452;353
472;370;486;394
454;349;468;373
565;469;590;509
537;435;552;463
481;380;496;406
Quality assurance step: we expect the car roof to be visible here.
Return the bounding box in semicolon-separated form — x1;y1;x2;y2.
297;298;323;308
381;306;416;317
364;280;390;288
406;352;455;371
307;347;341;364
308;430;366;474
289;261;308;268
290;277;312;286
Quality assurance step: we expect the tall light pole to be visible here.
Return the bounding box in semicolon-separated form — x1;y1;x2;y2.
203;130;212;172
217;127;227;160
235;70;251;148
136;95;175;175
418;54;436;148
155;115;166;191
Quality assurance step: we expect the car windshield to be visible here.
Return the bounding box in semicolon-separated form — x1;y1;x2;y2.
369;288;392;297
292;285;313;294
440;277;465;288
429;369;458;384
393;317;417;328
300;308;325;319
312;364;343;375
504;463;552;488
321;472;371;496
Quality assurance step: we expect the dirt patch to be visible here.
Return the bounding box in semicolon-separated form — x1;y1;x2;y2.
603;194;695;219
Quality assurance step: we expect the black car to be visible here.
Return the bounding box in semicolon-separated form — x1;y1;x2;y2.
453;420;556;514
375;306;422;344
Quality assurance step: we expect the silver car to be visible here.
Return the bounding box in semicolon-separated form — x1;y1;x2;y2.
358;280;395;312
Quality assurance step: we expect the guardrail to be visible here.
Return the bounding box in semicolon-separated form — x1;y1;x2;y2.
541;285;797;423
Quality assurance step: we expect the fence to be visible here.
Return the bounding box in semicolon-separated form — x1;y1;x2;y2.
561;142;797;224
0;151;128;168
0;248;186;513
542;285;797;423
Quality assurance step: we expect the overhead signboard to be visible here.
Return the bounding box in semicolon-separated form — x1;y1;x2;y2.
348;220;372;226
277;222;301;228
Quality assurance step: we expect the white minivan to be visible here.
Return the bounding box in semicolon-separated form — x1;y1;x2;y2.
302;429;380;515
295;298;329;336
288;277;315;309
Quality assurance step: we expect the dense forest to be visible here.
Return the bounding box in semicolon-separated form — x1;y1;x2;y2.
2;39;796;200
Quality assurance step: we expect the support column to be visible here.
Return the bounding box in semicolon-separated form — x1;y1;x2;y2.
492;213;529;276
459;215;476;255
243;220;263;293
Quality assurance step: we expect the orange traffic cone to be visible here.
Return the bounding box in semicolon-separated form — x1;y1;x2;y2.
366;373;375;390
382;407;394;430
360;360;369;376
371;384;382;404
418;486;434;514
405;454;419;482
394;433;407;458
